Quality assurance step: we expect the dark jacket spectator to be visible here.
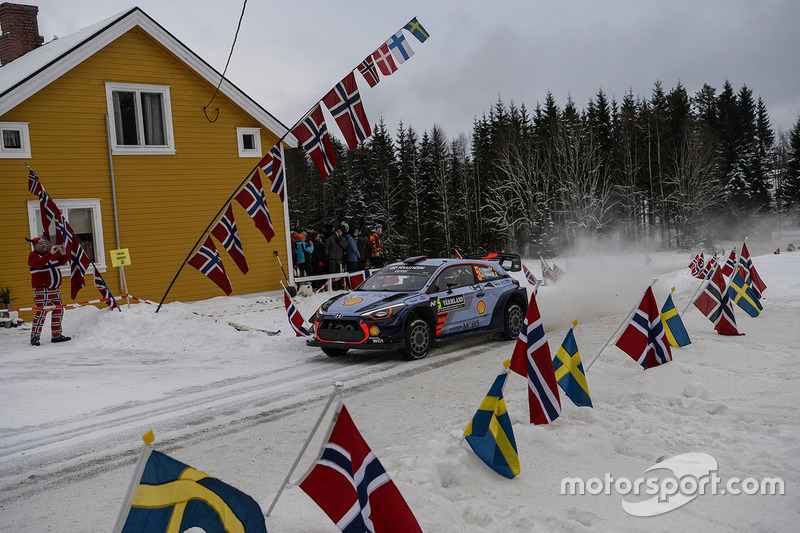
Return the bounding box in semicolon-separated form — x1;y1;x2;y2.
325;227;348;273
345;229;361;272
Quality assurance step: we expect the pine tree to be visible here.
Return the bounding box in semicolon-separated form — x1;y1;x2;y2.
784;116;800;208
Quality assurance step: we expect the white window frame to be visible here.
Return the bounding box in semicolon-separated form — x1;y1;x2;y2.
27;198;107;273
105;82;175;155
237;127;262;157
0;121;32;158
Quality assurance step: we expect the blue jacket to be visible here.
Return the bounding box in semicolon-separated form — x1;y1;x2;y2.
345;234;360;262
294;240;311;264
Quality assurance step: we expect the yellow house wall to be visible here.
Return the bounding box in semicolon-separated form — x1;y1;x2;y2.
0;27;288;321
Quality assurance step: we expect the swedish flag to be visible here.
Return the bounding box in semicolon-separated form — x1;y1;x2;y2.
728;272;763;318
404;17;430;43
121;450;267;533
464;370;520;478
552;329;593;408
660;293;692;347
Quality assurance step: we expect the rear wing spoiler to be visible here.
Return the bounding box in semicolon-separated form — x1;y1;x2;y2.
465;252;522;272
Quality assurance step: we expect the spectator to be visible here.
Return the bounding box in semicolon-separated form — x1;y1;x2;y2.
27;236;71;346
357;228;370;270
294;232;312;276
370;224;386;268
345;228;361;272
325;226;348;276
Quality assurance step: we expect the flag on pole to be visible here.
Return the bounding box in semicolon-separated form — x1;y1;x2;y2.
522;264;539;286
291;104;338;181
774;248;780;254
728;271;763;318
323;71;372;149
660;292;691;347
700;254;718;279
738;243;767;299
348;268;377;289
693;266;742;335
463;367;520;478
234;170;275;242
94;270;119;309
211;204;248;275
454;249;462;259
404;17;429;43
188;237;233;295
118;449;267;533
284;286;310;337
258;143;286;203
552;328;592;407
540;257;559;285
688;253;701;277
615;286;673;369
298;404;422;533
385;31;414;64
509;292;561;424
721;247;737;277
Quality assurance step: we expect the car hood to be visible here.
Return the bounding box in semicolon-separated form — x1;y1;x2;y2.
323;291;422;315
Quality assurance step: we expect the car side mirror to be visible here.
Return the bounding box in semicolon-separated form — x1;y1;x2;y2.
447;282;457;294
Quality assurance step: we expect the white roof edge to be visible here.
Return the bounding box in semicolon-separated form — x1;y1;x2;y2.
0;8;297;147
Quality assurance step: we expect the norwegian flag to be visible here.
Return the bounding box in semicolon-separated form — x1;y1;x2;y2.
284;286;310;337
94;270;119;309
188;237;232;295
615;286;673;369
698;252;705;270
348;268;377;290
738;243;767;298
509;292;561;424
323;72;372;149
693;266;741;335
522;264;539;286
68;234;92;299
299;404;422;533
721;247;737;277
358;55;380;88
774;248;780;254
454;249;463;259
688;254;701;277
700;254;718;279
372;43;397;76
385;31;414;64
235;170;275;242
540;257;559;285
211;204;248;275
258;144;286;203
553;263;565;279
291;104;338;182
28;169;44;196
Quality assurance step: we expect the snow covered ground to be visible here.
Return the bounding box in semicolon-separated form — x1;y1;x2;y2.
1;245;798;532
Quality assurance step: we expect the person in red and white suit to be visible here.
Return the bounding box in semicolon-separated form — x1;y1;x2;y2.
28;236;71;346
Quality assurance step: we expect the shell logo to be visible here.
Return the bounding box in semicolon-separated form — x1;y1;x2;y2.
342;297;364;306
476;300;486;314
369;326;380;336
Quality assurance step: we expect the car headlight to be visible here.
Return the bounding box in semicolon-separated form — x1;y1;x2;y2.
360;303;405;320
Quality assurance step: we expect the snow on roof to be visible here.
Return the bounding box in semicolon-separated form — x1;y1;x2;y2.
0;7;296;146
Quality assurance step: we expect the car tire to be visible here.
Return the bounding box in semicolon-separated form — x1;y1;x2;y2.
399;317;431;360
502;302;524;340
322;347;349;357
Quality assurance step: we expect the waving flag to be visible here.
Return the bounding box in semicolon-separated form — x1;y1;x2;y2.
509;292;561;424
323;72;372;149
454;249;463;259
188;237;232;295
721;247;737;277
660;292;691;347
728;271;763;318
463;367;520;478
299;404;422;533
94;270;119;309
48;199;91;299
616;286;673;369
404;17;429;43
688;254;701;277
372;43;397;76
693;266;741;335
235;170;275;242
291;104;338;181
348;268;378;289
358;55;380;87
553;328;592;407
211;204;248;275
118;449;267;533
540;257;559;285
258;144;286;202
385;31;414;64
738;243;767;298
284;286;310;337
522;264;539;286
774;248;780;254
700;254;718;279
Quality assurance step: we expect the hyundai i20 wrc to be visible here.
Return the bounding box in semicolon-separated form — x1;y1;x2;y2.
306;255;528;360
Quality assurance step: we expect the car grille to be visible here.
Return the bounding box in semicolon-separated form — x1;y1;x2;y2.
316;319;364;342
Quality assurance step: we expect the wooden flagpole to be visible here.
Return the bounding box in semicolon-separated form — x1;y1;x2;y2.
265;382;344;517
111;430;155;533
585;278;658;373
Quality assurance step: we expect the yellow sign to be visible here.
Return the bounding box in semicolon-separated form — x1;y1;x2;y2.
110;248;131;267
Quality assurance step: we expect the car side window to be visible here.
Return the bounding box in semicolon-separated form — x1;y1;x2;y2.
432;265;475;292
474;264;502;282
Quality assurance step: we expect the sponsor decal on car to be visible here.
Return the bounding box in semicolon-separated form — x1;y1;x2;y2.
437;294;465;312
476;299;486;314
342;297;364;306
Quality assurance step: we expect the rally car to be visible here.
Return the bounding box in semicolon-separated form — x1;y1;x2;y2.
306;256;528;360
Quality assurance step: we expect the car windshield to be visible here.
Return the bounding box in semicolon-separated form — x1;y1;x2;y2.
358;264;438;292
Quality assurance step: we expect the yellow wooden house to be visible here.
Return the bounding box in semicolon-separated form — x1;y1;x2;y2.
0;5;297;317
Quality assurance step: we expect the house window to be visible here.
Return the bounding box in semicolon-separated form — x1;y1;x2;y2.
237;127;262;157
105;82;175;155
0;122;32;158
27;199;106;272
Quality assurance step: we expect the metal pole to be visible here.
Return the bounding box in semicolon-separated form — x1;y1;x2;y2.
105;114;125;297
585;278;657;373
111;431;155;533
681;277;709;316
265;382;344;517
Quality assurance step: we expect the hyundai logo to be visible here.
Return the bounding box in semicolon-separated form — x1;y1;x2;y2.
334;313;344;319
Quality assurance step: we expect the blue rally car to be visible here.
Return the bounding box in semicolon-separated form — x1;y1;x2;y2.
306;255;528;360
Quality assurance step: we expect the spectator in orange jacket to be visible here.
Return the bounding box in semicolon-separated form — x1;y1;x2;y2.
369;224;386;268
27;236;71;346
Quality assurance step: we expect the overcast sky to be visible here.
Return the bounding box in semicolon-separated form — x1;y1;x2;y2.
32;0;800;141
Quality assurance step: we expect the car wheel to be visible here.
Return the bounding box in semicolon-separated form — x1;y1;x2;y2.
400;318;431;360
322;347;349;357
502;302;524;340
